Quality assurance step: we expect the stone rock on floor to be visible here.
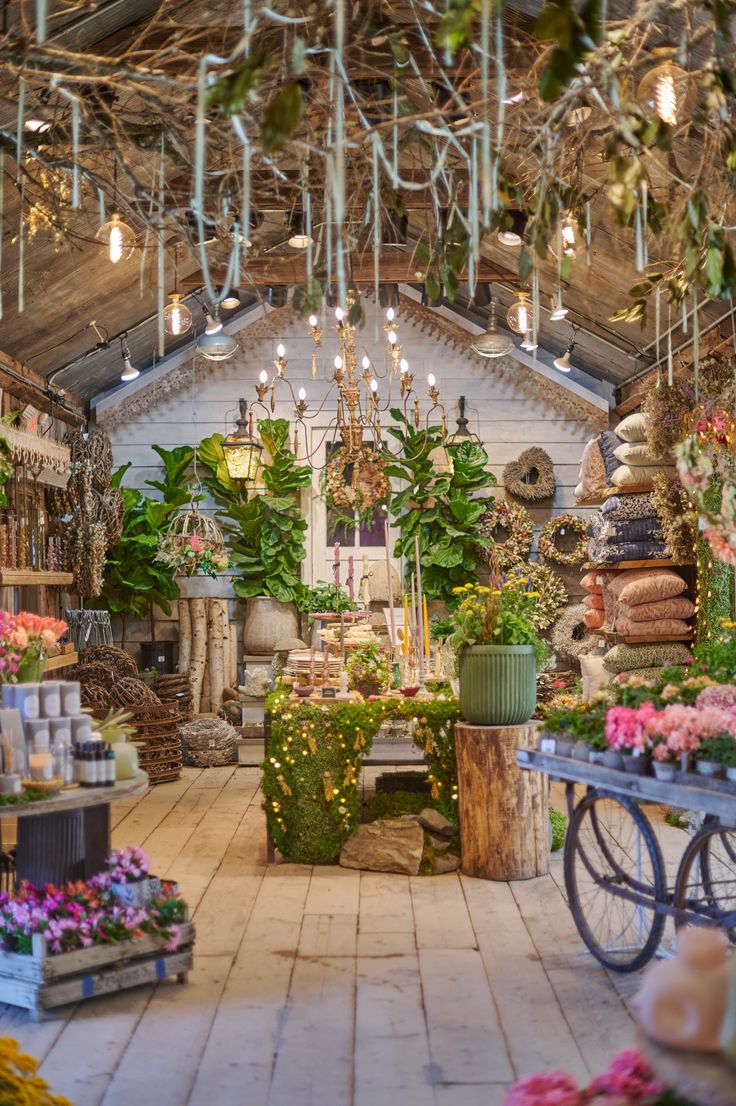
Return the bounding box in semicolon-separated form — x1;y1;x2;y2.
417;808;455;839
432;852;461;875
340;817;424;876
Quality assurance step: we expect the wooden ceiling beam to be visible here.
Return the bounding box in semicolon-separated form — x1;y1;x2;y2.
0;351;85;426
181;254;515;286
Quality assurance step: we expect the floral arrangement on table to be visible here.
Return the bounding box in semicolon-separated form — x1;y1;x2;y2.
537;514;589;567
155;531;229;578
345;641;390;694
0;610;67;683
0;1037;71;1106
448;577;548;665
0;849;185;956
503;1048;686;1106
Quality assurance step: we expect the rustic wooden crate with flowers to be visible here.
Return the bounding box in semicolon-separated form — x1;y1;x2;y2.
0;847;194;1021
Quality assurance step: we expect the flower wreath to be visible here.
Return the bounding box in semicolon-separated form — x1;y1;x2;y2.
505;560;568;630
479;498;534;569
323;446;390;515
538;514;588;566
503;447;556;502
550;603;598;660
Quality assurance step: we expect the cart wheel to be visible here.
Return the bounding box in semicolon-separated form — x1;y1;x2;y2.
564;790;666;972
674;821;736;937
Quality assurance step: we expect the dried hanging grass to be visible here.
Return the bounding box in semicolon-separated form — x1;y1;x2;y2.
643;354;736;456
651;472;697;564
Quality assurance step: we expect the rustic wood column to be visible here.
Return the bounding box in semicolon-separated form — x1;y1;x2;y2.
455;722;548;881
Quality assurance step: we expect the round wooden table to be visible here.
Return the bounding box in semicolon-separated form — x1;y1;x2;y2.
0;771;149;886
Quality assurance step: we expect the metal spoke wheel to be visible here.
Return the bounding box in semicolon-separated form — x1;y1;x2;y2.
564;790;666;972
674;819;736;937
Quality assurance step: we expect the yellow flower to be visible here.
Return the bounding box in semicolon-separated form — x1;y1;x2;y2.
451;587;465;595
526;591;540;597
491;589;502;596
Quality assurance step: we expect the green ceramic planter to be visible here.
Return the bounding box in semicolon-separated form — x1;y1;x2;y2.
458;644;536;726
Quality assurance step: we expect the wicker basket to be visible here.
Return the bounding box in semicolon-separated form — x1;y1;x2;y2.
127;704;182;785
180;718;237;768
79;645;137;679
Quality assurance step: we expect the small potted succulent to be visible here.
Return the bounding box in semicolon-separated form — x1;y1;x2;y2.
345;641;390;698
695;732;736;779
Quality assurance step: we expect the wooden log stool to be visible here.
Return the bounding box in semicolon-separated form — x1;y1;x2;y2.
455;722;548;880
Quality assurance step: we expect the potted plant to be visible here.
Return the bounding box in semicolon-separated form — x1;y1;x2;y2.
651;740;678;782
345;641;390;698
695;732;736;779
108;846;162;908
296;581;359;645
448;577;547;726
198;419;311;654
536;698;580;755
604;704;656;775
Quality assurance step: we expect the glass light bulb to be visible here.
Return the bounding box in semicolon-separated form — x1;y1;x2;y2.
308;314;318;327
388;330;397;345
370;378;378;392
386;307;395;322
427;373;436;387
298;387;306;401
362;355;371;370
335;307;344;321
518;305;529;332
656;72;678;125
276;343;285;358
334;355;343;370
259;369;268;384
399;358;409;374
109;223;123;264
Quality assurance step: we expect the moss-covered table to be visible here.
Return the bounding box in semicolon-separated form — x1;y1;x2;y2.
262;692;460;864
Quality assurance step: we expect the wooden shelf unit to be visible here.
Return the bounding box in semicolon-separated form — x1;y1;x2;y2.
44;651;78;673
582;558;692;572
602;631;693;645
0;570;74;587
602;483;656;498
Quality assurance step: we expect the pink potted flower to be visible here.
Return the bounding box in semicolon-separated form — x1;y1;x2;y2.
604;703;656;774
108;846;162;908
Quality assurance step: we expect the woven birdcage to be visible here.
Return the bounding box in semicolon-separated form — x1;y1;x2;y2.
165;508;226;556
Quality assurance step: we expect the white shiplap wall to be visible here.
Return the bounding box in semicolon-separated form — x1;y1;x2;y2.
97;295;609;651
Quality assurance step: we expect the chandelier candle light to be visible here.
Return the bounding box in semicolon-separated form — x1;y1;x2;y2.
415;534;426;687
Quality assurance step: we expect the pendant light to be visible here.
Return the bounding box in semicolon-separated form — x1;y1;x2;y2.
120;337;139;382
164;249;192;336
470;300;514;359
204;305;223;335
497;210;527;248
549;287;569;322
506;291;531;335
221;289;241;310
446;396;481;447
554;327;579;373
520;331;538;352
638;59;695;127
287;211;312;249
196;332;239;361
222;399;263;481
97;161;135;263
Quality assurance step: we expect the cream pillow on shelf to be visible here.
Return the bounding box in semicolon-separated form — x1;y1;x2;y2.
580;654;608;701
612;463;675;487
616;412;648;442
613;441;672;467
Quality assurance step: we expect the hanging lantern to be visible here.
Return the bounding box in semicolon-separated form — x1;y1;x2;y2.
637;59;695;127
506;291;532;335
470;300;514;359
163;293;192;337
96;211;135;263
222;399;263;481
446;396;481;447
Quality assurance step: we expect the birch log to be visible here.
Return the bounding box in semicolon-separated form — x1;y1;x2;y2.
178;599;192;674
208;598;225;712
189;597;207;714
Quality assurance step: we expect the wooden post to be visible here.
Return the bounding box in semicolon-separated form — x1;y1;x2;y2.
455;722;549;881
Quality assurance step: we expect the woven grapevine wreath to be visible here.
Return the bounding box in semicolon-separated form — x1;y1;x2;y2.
479;498;534;569
503;447;556;502
550;603;598;660
323;445;390;514
538;514;588;566
505;560;568;630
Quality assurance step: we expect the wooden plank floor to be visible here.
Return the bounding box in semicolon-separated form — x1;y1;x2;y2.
1;768;660;1106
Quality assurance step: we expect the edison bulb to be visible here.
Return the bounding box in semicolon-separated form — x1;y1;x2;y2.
427;373;436;387
276;343;286;358
96;212;135;264
298;387;306;401
259;369;269;384
163;294;192;337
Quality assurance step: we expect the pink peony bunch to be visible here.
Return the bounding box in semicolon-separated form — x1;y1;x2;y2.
108;846;150;883
505;1051;668;1106
588;1050;665;1103
503;1071;583;1106
604;703;657;753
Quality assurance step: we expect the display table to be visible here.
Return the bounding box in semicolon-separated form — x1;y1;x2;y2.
455;722;548;880
5;771;149;887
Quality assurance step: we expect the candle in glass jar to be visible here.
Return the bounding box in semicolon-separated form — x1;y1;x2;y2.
28;751;53;781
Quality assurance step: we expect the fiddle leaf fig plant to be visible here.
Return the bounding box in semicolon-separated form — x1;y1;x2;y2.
384;410;495;604
198;418;312;603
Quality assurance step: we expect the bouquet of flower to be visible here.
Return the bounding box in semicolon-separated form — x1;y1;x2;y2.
345;641;390;690
107;846;149;884
0;610;67;683
156;533;229;579
449;577;548;665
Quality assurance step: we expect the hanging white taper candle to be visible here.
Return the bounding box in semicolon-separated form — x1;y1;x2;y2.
468;138;479;297
480;0;491;224
585;200;592;266
333;0;347;309
532;257;540;350
495;4;506;211
16;77;24;165
682;298;688;333
17;175;24;315
667;304;673;386
98;187;105;228
0;150;4;321
241;136;251;258
243;0;251;40
157;137;165;358
36;0;47;42
655;284;661;364
305;186;313;284
71;97;80;208
634;205;643;273
641;180;648;267
693;291;699;403
392;87;399;187
372;135;380;308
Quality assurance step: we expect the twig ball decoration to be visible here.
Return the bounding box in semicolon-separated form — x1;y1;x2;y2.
479;498;534;569
503;447;556;502
538;514;589;566
551;603;598;660
323;446;390;515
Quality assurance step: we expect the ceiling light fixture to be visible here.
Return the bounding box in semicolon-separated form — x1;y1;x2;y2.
221;289;241;310
120;337;139;382
470;300;514;359
549;287;569;322
506;290;531;335
196;332;239;361
204;306;223;335
520;331;538;352
222;399;263;481
97;211;135;264
287;211;312;249
497;210;527;248
163;293;192;337
554;327;579;373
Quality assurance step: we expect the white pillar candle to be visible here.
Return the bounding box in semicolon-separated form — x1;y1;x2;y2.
60;681;81;716
40;682;61;718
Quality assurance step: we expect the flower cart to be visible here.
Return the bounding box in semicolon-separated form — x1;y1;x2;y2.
517;748;736;973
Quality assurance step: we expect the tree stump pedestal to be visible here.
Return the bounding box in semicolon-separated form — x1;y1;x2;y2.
455;722;548;881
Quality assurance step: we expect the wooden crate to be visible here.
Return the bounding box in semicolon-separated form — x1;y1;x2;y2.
0;920;195;1021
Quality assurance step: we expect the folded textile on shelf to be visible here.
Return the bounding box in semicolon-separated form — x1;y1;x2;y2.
602;641;694;673
619;596;695;622
601;492;657;519
607;568;689;603
614;617;692;637
599;517;665;544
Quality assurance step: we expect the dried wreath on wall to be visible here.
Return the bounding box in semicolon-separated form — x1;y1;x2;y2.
508;560;568;630
550;603;598;661
503;448;556;502
479;498;534;569
322;446;390;534
538;514;588;566
651;472;696;565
